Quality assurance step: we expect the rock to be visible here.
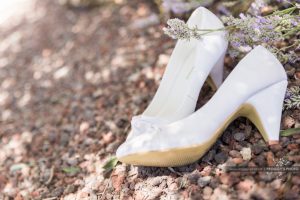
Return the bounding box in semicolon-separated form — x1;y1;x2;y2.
66;158;78;166
111;172;125;192
222;131;232;144
281;137;290;147
209;178;219;189
203;186;213;199
283;116;295;129
214;152;228;164
232;158;243;164
202;149;216;162
92;89;103;98
270;179;282;189
116;118;128;128
149;177;163;187
187;172;200;184
60;133;70;146
288;155;300;162
159;180;167;189
229;150;241;158
254;131;262;139
233;132;246;141
248;161;256;167
14;193;23;200
169;182;178;191
252;145;264;155
51;187;64;197
236;179;254;192
200;166;212;176
244;125;252;138
211;187;229;200
79;122;89;134
254;155;266;166
266;152;275;166
283;189;300;200
240;147;252;161
269;144;282;153
259;172;275;182
287;143;299;150
292;176;300;185
197;176;212;187
102;132;114;144
64;185;76;194
251;187;276;200
219;173;231;185
156;54;170;68
295;138;300;144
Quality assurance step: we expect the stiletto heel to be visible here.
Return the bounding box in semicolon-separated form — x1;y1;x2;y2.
117;46;288;167
207;52;225;90
243;80;288;144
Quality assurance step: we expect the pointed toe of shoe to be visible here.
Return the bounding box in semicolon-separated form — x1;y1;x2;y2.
116;142;128;159
116;131;171;166
116;139;138;160
116;135;151;164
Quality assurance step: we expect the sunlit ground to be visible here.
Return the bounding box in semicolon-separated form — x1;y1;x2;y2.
0;0;36;27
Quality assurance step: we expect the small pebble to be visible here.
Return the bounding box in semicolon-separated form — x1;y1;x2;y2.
222;131;231;144
203;186;213;197
287;143;299;150
202;149;216;162
233;132;246;141
51;187;64;197
269;144;282;153
79;122;89;134
149;177;162;187
252;144;264;155
232;158;243;164
240;147;252;161
254;155;266;166
198;176;211;187
266;152;275;166
236;179;254;191
214;152;228;164
64;185;76;194
187;172;200;184
292;176;300;185
229;150;241;158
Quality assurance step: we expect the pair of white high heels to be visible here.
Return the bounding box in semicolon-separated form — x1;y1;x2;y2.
116;7;287;167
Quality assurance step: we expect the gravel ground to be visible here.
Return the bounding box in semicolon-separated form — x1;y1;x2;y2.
0;0;299;199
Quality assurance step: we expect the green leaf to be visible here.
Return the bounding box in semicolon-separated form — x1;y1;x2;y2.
280;128;300;137
103;156;118;172
10;163;27;173
62;167;80;174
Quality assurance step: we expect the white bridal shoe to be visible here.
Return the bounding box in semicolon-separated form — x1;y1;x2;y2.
117;46;288;167
124;7;228;142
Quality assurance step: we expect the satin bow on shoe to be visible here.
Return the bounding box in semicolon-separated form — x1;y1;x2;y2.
125;115;168;141
131;115;162;134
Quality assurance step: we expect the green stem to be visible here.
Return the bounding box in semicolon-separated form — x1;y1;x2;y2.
282;26;300;37
280;40;300;51
269;6;297;16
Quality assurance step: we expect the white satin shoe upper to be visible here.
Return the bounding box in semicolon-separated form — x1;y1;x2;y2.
117;46;287;160
125;7;228;142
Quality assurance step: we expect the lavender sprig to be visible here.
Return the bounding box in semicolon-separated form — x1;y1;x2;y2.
163;4;300;63
284;86;300;110
163;18;208;40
